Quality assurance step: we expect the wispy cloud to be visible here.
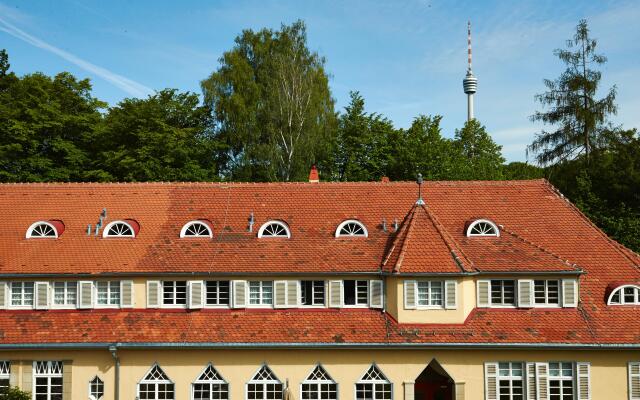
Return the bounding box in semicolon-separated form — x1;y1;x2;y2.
0;14;153;98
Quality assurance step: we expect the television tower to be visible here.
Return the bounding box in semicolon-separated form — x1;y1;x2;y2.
462;21;477;121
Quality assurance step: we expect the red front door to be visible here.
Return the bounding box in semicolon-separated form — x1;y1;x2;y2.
414;382;452;400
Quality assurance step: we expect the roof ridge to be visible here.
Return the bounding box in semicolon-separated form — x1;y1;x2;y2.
498;226;580;271
419;205;474;272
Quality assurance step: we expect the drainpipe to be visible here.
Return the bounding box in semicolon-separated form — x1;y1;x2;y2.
109;345;119;400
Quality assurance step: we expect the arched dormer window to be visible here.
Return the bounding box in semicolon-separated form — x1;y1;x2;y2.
608;285;640;305
180;220;213;238
465;219;500;237
335;220;368;238
26;221;62;239
103;220;137;238
257;221;290;238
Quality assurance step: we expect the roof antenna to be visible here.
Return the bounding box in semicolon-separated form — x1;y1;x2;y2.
416;173;425;205
248;212;255;232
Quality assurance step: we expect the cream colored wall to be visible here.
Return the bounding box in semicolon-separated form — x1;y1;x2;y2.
1;348;638;400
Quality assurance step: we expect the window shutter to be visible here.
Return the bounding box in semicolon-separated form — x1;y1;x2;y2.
369;280;383;309
535;363;549;400
78;281;94;309
286;280;299;307
629;362;640;400
518;280;534;308
445;280;457;309
329;280;342;308
146;280;161;308
0;282;7;309
576;362;590;400
188;280;204;309
120;280;134;308
477;280;491;307
525;362;536;400
35;282;49;310
484;362;498;400
562;279;578;307
232;280;247;308
404;280;417;309
274;281;287;308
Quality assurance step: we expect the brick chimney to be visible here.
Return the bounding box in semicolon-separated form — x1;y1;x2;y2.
308;165;319;183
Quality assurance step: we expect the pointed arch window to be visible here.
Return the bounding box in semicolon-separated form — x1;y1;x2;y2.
26;221;59;238
302;365;337;400
356;365;392;400
192;364;228;400
138;364;174;400
89;376;104;400
466;219;500;237
103;220;136;238
180;221;213;238
335;220;368;238
257;221;291;238
246;365;283;400
608;285;640;305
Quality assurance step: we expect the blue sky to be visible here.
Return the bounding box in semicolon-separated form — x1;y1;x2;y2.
1;0;638;162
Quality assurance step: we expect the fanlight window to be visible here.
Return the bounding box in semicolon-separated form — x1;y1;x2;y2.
466;219;500;237
180;221;213;238
247;365;283;400
336;220;368;238
257;221;291;238
356;365;391;400
192;364;228;400
608;285;640;305
302;365;337;400
103;221;135;238
138;364;174;400
26;221;58;239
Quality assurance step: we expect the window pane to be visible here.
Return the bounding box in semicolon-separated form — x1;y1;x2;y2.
343;280;356;305
356;281;368;305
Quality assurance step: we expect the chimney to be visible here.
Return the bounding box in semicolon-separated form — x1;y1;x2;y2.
381;176;390;183
308;165;319;183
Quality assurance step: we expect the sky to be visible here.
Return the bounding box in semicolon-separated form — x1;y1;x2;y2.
1;0;639;162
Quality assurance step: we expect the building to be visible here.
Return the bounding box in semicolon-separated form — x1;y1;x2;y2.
0;177;639;400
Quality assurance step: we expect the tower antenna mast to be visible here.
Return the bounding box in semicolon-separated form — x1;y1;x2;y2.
462;21;478;121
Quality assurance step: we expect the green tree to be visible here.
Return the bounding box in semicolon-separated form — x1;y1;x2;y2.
502;162;545;180
201;20;336;181
1;386;31;400
452;119;505;180
529;19;617;165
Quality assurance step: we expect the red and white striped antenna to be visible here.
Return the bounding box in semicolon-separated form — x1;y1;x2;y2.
467;20;472;71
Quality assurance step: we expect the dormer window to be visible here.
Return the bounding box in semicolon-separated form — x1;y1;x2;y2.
335;220;368;238
26;221;61;239
466;219;500;237
608;285;640;305
180;220;213;238
103;220;136;238
257;221;290;238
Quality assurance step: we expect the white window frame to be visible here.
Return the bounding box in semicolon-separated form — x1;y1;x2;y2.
534;279;561;307
416;280;444;309
51;281;77;309
335;220;368;238
102;220;135;238
245;365;283;400
248;281;274;307
162;281;188;308
300;364;338;400
205;280;231;308
548;361;574;400
355;365;392;400
94;281;121;308
300;280;326;307
342;280;369;308
257;221;291;238
89;375;104;400
489;279;517;307
180;220;213;238
137;363;175;400
10;281;35;309
607;285;640;305
496;362;524;400
33;361;63;400
191;363;229;400
26;221;59;239
0;361;10;393
466;219;500;237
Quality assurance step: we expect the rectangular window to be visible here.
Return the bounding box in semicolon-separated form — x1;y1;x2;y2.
497;362;523;400
355;383;391;400
534;280;560;305
163;281;187;306
249;281;273;306
343;280;368;306
96;281;120;306
10;282;34;307
416;281;443;307
301;383;337;400
205;281;230;306
549;362;573;400
300;281;325;306
0;361;9;394
247;382;283;400
490;280;516;306
34;361;63;400
53;282;77;308
193;382;228;400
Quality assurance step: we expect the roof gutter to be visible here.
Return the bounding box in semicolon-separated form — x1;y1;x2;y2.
0;271;385;279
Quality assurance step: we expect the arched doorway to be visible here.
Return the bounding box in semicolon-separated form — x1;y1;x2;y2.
414;360;454;400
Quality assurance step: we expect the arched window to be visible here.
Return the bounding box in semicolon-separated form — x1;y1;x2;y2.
192;364;228;400
335;220;368;238
356;365;391;400
302;365;337;400
26;221;59;239
89;376;104;400
103;221;135;238
246;365;283;400
466;219;500;237
257;221;291;238
138;364;174;400
608;285;640;305
180;220;213;238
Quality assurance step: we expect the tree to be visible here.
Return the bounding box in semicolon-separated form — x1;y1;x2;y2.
1;386;31;400
502;162;545;180
452;119;505;180
201;20;336;181
529;19;617;165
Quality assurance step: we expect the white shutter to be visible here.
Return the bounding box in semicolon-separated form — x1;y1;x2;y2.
518;280;534;308
484;362;498;400
535;363;549;400
146;280;161;308
35;282;49;310
232;280;247;308
274;281;287;308
576;362;590;400
0;282;6;309
562;279;578;307
286;280;299;307
188;280;204;309
404;280;417;309
629;362;640;400
477;280;491;307
444;280;457;309
78;281;94;309
369;280;383;309
526;362;536;400
329;280;342;308
120;280;134;308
